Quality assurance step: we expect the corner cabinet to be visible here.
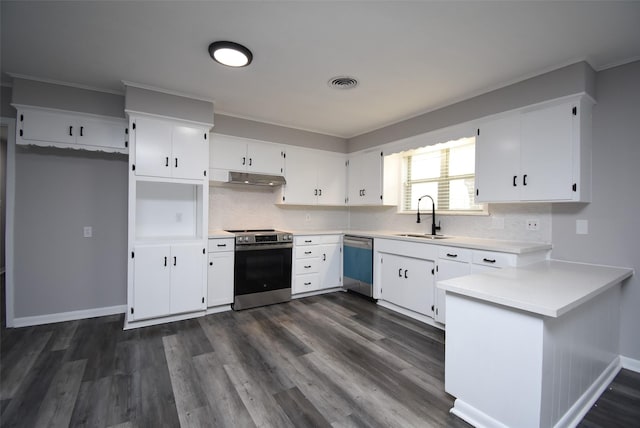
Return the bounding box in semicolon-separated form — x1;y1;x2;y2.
475;95;593;203
281;146;347;205
15;105;128;153
126;113;211;329
347;150;384;205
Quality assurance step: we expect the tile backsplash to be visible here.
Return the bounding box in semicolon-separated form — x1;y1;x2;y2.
209;184;551;242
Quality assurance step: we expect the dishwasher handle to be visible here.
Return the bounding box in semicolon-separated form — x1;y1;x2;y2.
344;235;373;250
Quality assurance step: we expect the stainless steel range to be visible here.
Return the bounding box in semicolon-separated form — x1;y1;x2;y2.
226;229;293;310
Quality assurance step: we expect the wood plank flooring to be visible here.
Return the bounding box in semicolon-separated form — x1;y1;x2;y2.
1;291;639;427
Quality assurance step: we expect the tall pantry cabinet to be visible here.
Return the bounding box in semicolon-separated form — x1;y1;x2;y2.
125;113;212;329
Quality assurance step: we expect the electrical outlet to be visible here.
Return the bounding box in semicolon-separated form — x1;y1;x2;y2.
576;219;589;235
526;219;539;231
83;226;93;238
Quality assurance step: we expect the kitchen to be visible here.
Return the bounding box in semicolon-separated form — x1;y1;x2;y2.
2;2;640;427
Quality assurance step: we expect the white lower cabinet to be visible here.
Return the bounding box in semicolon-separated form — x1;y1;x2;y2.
293;235;342;295
380;253;434;315
132;242;206;321
207;238;234;307
435;247;472;323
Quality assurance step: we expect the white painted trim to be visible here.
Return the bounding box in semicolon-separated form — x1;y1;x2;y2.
1;117;16;327
122;81;215;104
124;109;213;129
13;305;126;328
12;104;126;121
123;310;205;330
6;72;124;95
376;299;445;331
205;305;231;315
450;398;510;428
620;356;640;373
555;357;621;428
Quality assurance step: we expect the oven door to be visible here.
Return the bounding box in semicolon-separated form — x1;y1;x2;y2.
234;243;292;296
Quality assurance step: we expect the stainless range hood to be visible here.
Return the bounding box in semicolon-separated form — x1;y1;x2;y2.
228;171;286;186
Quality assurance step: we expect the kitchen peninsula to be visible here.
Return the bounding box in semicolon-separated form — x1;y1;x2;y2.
439;261;633;428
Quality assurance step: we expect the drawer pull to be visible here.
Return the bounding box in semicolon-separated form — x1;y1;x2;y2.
217;244;227;247
304;265;311;269
483;258;496;264
304;251;312;255
304;240;312;243
446;253;458;258
304;282;311;286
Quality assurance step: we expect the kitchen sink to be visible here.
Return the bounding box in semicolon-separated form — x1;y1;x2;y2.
394;233;449;240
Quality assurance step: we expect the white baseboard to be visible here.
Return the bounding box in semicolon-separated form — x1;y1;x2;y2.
124;310;205;330
205;305;231;315
620;356;640;373
13;304;126;327
556;356;621;428
450;398;510;428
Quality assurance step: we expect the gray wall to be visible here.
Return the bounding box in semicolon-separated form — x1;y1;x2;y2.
551;60;640;360
14;147;128;317
12;78;124;118
124;85;213;126
214;114;347;153
1;85;16;118
10;80;129;319
348;61;596;152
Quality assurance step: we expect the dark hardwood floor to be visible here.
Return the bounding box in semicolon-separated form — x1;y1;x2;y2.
1;292;638;427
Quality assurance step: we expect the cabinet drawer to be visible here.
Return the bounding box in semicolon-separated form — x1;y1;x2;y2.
438;247;471;263
208;238;235;252
295;258;319;274
294;274;320;293
472;251;515;269
296;246;319;259
295;236;319;246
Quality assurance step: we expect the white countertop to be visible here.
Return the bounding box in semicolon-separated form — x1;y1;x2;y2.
209;229;551;254
438;260;633;317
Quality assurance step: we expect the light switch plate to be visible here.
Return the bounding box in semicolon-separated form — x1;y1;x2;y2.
83;226;93;238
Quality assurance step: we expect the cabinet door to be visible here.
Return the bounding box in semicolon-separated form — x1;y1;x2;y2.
475;114;521;202
207;251;234;306
172;125;208;180
319;243;342;289
380;253;405;307
436;259;471;323
170;243;205;314
520;103;574;201
19;109;76;145
247;141;283;175
210;134;248;171
77;116;127;151
133;245;171;320
282;147;318;204
403;256;434;315
317;153;347;205
134;117;173;178
348;151;382;205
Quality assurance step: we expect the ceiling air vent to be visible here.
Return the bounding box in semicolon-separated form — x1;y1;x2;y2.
328;76;359;90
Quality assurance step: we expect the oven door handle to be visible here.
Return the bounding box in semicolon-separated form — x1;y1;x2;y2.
235;243;293;252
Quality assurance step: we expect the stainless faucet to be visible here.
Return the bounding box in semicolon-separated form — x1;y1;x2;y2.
417;194;441;236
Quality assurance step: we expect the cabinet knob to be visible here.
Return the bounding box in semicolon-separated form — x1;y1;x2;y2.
209;262;213;266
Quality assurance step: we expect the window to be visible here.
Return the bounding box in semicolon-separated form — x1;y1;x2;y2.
401;136;484;214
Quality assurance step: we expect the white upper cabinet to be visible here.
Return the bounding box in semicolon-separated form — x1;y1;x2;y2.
210;134;284;176
282;146;346;205
131;116;208;180
347;150;384;205
16;106;128;153
475;96;592;203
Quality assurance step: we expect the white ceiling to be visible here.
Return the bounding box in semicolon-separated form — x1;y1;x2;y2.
2;1;640;138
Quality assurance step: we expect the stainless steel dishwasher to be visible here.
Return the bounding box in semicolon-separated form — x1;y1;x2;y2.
343;235;374;298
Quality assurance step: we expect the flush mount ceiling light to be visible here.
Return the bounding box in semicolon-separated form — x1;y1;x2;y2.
208;41;253;67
